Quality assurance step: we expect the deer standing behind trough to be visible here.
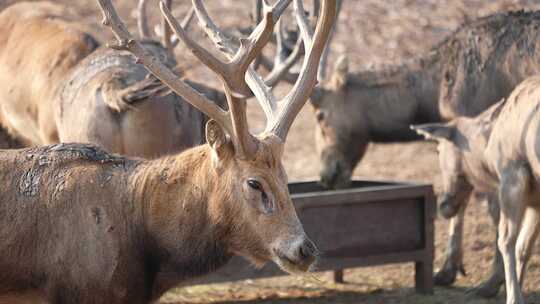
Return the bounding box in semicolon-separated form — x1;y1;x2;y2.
413;75;540;304
0;1;99;146
310;9;540;294
0;0;336;303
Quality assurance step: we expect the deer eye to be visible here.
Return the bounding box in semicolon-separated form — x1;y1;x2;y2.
247;179;263;191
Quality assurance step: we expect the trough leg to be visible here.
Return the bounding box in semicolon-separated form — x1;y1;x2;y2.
416;190;435;294
415;259;434;294
333;269;344;283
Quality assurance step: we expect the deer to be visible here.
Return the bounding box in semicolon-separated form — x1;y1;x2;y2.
309;9;540;294
412;75;540;304
0;1;100;147
55;0;224;158
0;0;336;303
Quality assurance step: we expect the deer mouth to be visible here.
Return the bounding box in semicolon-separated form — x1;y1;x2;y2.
320;159;352;190
273;249;316;274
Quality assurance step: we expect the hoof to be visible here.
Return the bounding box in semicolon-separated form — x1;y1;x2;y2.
466;277;503;298
434;268;457;286
439;202;459;219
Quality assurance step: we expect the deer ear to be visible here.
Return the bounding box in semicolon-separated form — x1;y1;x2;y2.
330;55;349;90
411;123;455;141
205;120;229;167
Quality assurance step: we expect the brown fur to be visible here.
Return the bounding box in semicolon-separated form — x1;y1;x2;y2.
311;10;540;189
0;137;314;303
0;2;99;146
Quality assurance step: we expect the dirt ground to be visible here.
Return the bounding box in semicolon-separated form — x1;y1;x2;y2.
3;0;540;303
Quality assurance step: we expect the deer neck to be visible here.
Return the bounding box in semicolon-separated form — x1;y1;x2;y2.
131;145;233;297
360;54;442;142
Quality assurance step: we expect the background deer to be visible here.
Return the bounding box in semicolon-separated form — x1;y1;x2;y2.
56;0;228;158
413;76;540;304
412;102;506;297
0;0;336;303
310;10;540;293
310;11;540;189
0;1;99;146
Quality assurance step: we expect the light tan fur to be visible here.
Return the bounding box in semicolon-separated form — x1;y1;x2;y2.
414;76;540;303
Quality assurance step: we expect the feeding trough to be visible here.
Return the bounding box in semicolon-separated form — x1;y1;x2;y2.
190;180;435;294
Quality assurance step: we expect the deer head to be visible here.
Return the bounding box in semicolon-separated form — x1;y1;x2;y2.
98;0;336;274
309;56;371;189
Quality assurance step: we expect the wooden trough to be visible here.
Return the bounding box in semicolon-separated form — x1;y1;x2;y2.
191;180;436;294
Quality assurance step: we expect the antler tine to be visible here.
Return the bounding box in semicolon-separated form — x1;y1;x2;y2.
191;0;238;55
181;7;196;29
137;0;151;39
317;0;341;80
161;0;173;51
264;19;304;87
187;0;294;124
251;0;264;69
98;0;231;135
162;1;275;97
270;0;336;140
294;0;314;47
160;3;231;83
158;7;195;49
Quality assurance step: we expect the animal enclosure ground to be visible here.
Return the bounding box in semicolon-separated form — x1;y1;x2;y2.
3;0;540;303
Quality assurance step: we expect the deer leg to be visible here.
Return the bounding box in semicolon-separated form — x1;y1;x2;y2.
498;166;529;304
515;206;540;287
469;195;505;298
434;200;468;286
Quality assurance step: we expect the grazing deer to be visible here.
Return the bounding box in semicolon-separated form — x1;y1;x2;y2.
310;10;540;189
0;0;336;303
0;1;99;146
413;76;540;304
310;10;540;294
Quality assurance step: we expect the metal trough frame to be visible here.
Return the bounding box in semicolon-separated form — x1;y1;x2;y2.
190;180;435;294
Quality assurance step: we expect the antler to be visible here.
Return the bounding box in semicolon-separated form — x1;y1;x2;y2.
189;0;312;123
189;0;335;140
161;0;173;51
99;0;335;157
137;0;150;39
159;1;195;51
267;0;335;139
317;0;341;80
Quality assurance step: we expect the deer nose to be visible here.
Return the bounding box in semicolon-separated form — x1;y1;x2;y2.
320;160;341;189
298;238;318;264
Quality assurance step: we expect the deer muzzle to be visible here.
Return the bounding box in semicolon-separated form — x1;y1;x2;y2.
273;235;319;273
